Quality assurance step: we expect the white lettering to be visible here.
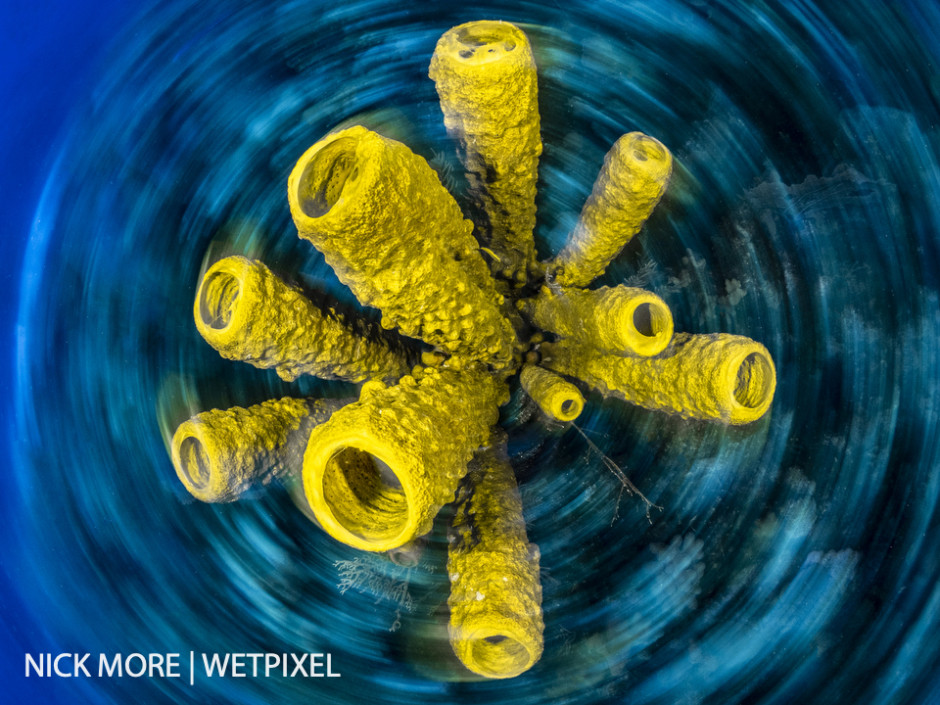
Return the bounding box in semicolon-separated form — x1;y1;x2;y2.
246;653;263;677
54;653;72;677
124;653;147;678
25;653;44;677
202;653;229;677
290;653;308;677
265;653;280;677
25;650;342;679
74;653;91;678
100;653;122;677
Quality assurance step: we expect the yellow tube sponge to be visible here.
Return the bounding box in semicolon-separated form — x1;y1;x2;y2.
541;333;776;425
552;132;672;288
429;20;541;285
302;366;507;552
519;364;584;422
448;438;543;679
171;397;346;502
288;126;521;370
521;284;674;357
194;255;411;383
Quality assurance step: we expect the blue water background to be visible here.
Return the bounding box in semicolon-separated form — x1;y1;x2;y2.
3;1;940;703
1;2;152;702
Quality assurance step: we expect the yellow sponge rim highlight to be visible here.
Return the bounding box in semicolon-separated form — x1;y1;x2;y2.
194;256;252;350
287;128;372;230
303;428;422;552
437;20;529;68
451;614;541;679
171;420;221;502
723;343;777;424
615;289;674;357
519;364;584;422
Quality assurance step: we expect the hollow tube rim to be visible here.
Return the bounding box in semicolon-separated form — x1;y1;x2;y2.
441;20;529;67
287;125;376;233
616;131;673;183
171;420;223;502
193;255;256;348
303;427;422;552
722;341;777;424
616;291;674;357
453;620;539;679
551;388;584;421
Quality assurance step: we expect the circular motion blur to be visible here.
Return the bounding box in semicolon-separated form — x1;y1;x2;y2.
11;1;940;704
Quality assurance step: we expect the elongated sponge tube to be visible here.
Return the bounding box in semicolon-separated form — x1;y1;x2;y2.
172;397;347;502
194;256;412;383
288;126;521;370
302;366;507;551
520;284;674;357
552;132;672;288
541;333;776;424
519;364;584;422
448;438;543;679
430;20;541;285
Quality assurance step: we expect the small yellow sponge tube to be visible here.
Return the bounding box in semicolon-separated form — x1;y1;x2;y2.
171;397;346;502
288;126;521;370
521;284;674;357
552;132;672;288
302;366;507;552
541;333;776;425
519;364;584;422
194;256;411;383
448;438;543;679
429;20;541;285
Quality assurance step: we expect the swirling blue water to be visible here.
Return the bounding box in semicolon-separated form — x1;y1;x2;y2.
3;0;940;703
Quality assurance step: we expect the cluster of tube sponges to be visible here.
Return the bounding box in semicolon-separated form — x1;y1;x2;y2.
168;19;776;680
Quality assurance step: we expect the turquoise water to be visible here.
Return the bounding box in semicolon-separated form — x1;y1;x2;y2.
4;1;940;703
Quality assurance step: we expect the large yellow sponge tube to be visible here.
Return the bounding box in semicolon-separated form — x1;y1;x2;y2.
541;333;776;425
448;437;543;679
302;366;507;551
552;132;672;288
429;20;541;285
288;126;521;370
521;284;674;357
194;255;411;383
171;397;347;502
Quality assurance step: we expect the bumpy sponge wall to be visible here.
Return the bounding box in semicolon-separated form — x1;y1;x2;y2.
288;126;521;370
430;20;541;285
448;438;544;679
172;397;347;502
303;366;507;551
194;256;412;383
552;132;672;288
542;333;776;424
